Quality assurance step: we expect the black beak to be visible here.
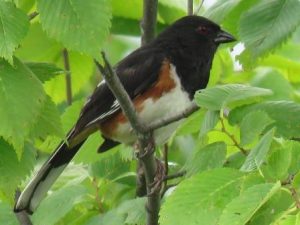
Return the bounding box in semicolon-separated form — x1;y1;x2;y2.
214;30;236;44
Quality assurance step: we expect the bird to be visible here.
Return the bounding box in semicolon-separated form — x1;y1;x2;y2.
14;15;235;214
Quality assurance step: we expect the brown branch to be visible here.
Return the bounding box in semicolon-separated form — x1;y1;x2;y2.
146;103;199;131
141;0;158;46
62;48;72;105
28;11;39;21
163;171;186;181
220;117;248;155
95;52;159;225
187;0;193;15
14;190;33;225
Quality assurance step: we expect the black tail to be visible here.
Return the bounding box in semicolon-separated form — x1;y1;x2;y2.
14;136;86;214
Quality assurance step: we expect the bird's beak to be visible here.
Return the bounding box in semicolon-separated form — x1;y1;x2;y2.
214;30;236;44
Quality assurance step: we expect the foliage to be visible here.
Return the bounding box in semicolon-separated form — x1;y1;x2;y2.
1;0;300;225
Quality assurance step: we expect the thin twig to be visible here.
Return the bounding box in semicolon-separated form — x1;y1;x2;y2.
14;190;33;225
146;103;199;131
220;117;248;155
290;188;300;209
28;11;39;21
62;48;72;105
141;0;158;46
187;0;193;15
163;171;186;181
95;52;159;225
163;144;169;177
194;0;204;15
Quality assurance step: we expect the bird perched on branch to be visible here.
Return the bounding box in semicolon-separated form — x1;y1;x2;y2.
15;15;235;213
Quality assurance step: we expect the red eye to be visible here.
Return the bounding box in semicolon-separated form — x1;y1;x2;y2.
197;26;208;35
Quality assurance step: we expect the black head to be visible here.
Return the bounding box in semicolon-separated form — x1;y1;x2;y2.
156;15;235;49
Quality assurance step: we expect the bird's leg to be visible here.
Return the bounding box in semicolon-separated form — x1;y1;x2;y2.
147;158;165;196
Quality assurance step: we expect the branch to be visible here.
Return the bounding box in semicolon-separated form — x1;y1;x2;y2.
95;52;159;225
146;103;199;131
15;190;33;225
141;0;158;46
187;0;193;15
28;11;39;21
62;48;72;105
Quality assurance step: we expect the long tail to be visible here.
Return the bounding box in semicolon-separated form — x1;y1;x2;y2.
14;134;86;214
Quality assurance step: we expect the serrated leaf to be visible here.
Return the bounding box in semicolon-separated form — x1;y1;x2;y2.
0;139;35;201
263;146;292;181
200;110;219;137
185;142;226;176
239;0;300;59
32;185;88;225
29;95;64;140
0;58;45;157
37;0;111;59
0;1;29;63
240;110;273;146
240;129;274;172
195;84;272;111
218;182;281;225
229;101;300;139
26;62;64;83
160;168;245;225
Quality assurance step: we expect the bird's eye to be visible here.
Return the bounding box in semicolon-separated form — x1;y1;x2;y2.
197;26;209;35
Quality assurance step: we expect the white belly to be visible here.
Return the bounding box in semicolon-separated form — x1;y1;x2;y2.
113;64;193;145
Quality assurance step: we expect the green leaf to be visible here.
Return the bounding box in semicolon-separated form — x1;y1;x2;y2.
185;142;226;176
251;71;293;100
175;110;205;136
117;197;146;225
288;141;300;174
160;168;245;225
85;210;124;225
195;84;272;111
0;202;18;225
26;62;64;83
37;0;112;59
240;110;273;146
218;182;281;225
263;146;292;181
240;129;274;172
239;0;300;59
112;0;142;20
0;58;45;157
0;139;35;201
0;1;29;63
229;101;300;139
90;151;131;181
32;185;88;225
248;189;294;225
200;110;219;137
29;95;64;140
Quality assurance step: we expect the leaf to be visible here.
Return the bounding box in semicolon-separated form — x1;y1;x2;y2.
248;189;294;225
218;182;281;225
262;146;292;181
85;210;124;225
160;168;245;225
240;129;274;172
0;202;18;225
0;1;29;63
240;110;273;146
289;141;300;174
194;84;272;111
0;139;35;201
0;58;45;157
175;110;205;136
239;0;300;59
112;0;142;20
37;0;112;59
29;95;64;140
229;101;300;139
200;110;219;137
89;151;131;181
26;62;64;83
117;197;146;225
32;185;88;225
185;142;227;176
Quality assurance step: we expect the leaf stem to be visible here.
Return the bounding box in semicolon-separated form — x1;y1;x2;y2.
62;48;72;105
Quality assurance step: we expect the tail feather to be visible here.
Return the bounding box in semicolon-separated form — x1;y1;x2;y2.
14;138;86;214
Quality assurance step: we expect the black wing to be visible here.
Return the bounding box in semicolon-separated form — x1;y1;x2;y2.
74;46;165;133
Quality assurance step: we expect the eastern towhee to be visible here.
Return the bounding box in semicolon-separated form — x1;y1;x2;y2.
15;15;235;213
